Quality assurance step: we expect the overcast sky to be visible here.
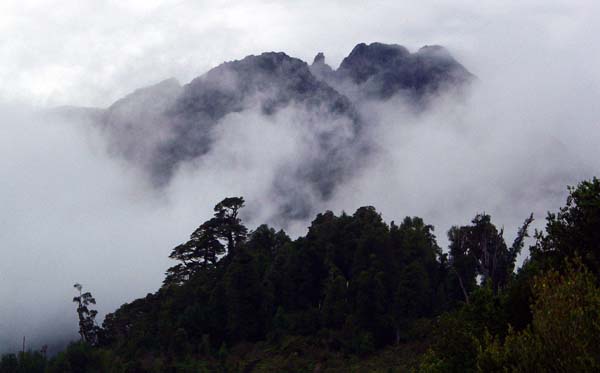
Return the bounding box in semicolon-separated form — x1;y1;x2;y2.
1;0;597;108
1;0;600;353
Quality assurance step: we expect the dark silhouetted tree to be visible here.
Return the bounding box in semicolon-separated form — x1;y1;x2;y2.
213;197;248;255
448;214;533;300
165;197;248;285
73;283;100;346
165;219;224;285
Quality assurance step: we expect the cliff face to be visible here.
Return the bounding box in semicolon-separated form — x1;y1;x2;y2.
66;42;473;219
316;43;473;101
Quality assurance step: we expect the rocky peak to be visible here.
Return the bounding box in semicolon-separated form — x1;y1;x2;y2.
310;52;334;82
313;52;326;65
332;42;473;99
337;43;410;84
76;42;473;214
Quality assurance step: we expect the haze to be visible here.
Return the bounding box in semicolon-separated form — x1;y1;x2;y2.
1;0;599;353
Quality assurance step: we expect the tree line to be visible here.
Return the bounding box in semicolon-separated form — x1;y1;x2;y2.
2;178;600;372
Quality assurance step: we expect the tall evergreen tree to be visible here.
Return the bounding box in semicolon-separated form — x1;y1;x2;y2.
165;219;224;285
213;197;248;255
164;197;248;285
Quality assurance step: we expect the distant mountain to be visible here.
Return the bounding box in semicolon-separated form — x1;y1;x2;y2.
158;52;360;198
338;43;471;100
101;78;183;181
54;42;473;220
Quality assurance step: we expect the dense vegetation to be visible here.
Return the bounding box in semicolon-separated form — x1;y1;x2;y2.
3;178;600;372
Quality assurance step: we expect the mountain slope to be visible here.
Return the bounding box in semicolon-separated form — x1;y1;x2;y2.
55;42;473;220
336;43;472;100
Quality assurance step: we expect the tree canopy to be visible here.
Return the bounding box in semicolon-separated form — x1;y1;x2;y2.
5;178;600;372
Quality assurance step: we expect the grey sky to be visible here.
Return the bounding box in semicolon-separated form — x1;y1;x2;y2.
1;1;597;107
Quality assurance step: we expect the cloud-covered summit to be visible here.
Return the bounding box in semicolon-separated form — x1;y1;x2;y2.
2;1;599;355
58;42;472;221
315;43;473;101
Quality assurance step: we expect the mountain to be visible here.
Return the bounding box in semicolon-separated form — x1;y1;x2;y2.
100;78;183;180
331;43;473;100
13;178;599;371
56;42;473;220
155;52;361;203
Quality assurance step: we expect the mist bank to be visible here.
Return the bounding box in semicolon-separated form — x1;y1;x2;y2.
71;43;472;224
2;11;600;351
1;57;598;354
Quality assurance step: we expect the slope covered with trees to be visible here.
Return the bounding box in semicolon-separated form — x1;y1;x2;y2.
2;178;600;372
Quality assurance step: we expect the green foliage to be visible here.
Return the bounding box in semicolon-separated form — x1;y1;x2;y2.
0;353;18;373
0;350;47;373
320;265;349;329
477;259;600;372
417;283;509;371
165;196;248;285
448;213;533;300
165;219;225;284
46;342;124;372
503;258;540;331
534;177;600;275
91;196;451;367
11;177;600;371
225;247;265;341
422;312;481;373
213;196;248;254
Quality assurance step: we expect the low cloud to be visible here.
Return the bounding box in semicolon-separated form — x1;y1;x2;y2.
1;0;600;354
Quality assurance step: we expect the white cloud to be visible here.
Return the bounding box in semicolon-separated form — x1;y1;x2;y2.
1;0;600;353
0;1;597;107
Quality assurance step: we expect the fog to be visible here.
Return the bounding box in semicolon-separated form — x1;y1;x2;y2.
1;0;600;353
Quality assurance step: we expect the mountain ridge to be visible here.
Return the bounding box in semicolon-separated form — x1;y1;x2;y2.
53;42;473;220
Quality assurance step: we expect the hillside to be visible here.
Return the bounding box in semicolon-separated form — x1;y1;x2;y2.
4;177;600;372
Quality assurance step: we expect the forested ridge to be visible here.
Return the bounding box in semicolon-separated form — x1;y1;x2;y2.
3;178;600;372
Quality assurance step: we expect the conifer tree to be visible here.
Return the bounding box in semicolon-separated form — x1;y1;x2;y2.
213;197;248;255
165;197;248;285
165;219;224;285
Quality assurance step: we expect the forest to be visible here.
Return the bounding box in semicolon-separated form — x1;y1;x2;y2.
2;177;600;372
